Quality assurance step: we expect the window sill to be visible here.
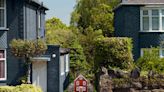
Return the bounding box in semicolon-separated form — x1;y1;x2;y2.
0;78;6;81
0;28;9;31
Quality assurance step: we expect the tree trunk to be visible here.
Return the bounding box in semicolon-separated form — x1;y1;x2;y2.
26;57;31;84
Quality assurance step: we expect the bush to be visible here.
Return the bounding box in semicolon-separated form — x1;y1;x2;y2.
0;84;42;92
136;48;164;73
94;37;133;70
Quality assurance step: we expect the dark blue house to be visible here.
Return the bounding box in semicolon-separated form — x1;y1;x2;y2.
0;0;70;92
114;0;164;60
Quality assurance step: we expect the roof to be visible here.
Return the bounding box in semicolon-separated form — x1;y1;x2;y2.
60;48;70;55
121;0;164;5
114;0;164;11
30;0;49;10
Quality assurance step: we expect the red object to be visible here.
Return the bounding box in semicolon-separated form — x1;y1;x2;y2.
74;75;88;92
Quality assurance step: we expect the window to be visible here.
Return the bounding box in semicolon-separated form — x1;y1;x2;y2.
160;49;164;58
60;55;65;75
65;54;69;72
140;48;164;58
0;0;6;29
0;50;6;80
140;8;164;32
38;12;41;29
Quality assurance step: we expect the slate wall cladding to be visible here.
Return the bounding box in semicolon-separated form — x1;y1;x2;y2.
0;31;7;48
6;0;25;85
139;32;164;48
46;45;60;92
114;5;140;60
24;4;37;40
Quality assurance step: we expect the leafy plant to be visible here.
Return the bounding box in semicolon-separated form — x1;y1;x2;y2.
136;48;164;73
10;39;47;83
94;37;133;70
0;84;42;92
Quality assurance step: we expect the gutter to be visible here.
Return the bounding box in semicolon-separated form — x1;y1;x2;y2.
28;0;49;10
113;3;164;11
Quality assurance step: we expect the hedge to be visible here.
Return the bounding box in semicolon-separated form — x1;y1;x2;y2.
0;84;42;92
94;37;133;70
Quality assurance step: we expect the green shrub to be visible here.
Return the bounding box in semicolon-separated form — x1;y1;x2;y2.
136;48;164;73
0;84;42;92
94;37;133;70
0;86;14;92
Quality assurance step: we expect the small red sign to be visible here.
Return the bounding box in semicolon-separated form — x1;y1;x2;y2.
74;75;88;92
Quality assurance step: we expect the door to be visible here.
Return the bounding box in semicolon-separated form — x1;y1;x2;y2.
32;61;47;92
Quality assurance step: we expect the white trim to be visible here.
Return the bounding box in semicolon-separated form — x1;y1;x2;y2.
140;48;164;58
60;56;65;76
65;54;69;72
0;0;7;29
160;48;163;58
140;49;144;57
0;49;7;81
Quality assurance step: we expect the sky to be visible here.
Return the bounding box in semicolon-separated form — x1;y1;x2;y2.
40;0;76;25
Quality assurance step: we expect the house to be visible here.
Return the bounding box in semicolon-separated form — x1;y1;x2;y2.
0;0;70;92
114;0;164;60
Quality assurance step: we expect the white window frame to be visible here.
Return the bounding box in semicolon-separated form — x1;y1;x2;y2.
140;48;164;58
0;0;6;30
0;49;6;81
65;54;69;72
159;48;164;58
140;7;164;32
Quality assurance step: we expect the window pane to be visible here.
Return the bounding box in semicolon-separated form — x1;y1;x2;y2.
162;50;164;56
0;60;4;78
0;50;4;58
152;10;159;16
65;54;69;71
162;17;164;30
60;56;65;75
162;10;164;15
0;9;4;27
143;17;149;30
0;0;4;7
152;17;159;30
143;10;148;15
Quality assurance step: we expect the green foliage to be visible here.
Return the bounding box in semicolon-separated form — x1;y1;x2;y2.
136;48;164;73
46;17;68;30
94;37;133;70
10;39;47;59
78;26;104;79
45;17;88;80
10;39;47;83
71;0;119;36
0;84;42;92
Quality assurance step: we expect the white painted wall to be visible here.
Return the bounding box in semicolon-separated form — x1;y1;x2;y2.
32;61;47;92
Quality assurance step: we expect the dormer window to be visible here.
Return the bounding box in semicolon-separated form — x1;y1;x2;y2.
140;8;164;32
0;0;6;29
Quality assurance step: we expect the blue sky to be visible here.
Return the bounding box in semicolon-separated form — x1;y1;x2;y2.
40;0;76;25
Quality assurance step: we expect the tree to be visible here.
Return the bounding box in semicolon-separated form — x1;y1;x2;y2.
46;17;89;79
79;27;103;75
10;39;47;83
70;0;120;36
